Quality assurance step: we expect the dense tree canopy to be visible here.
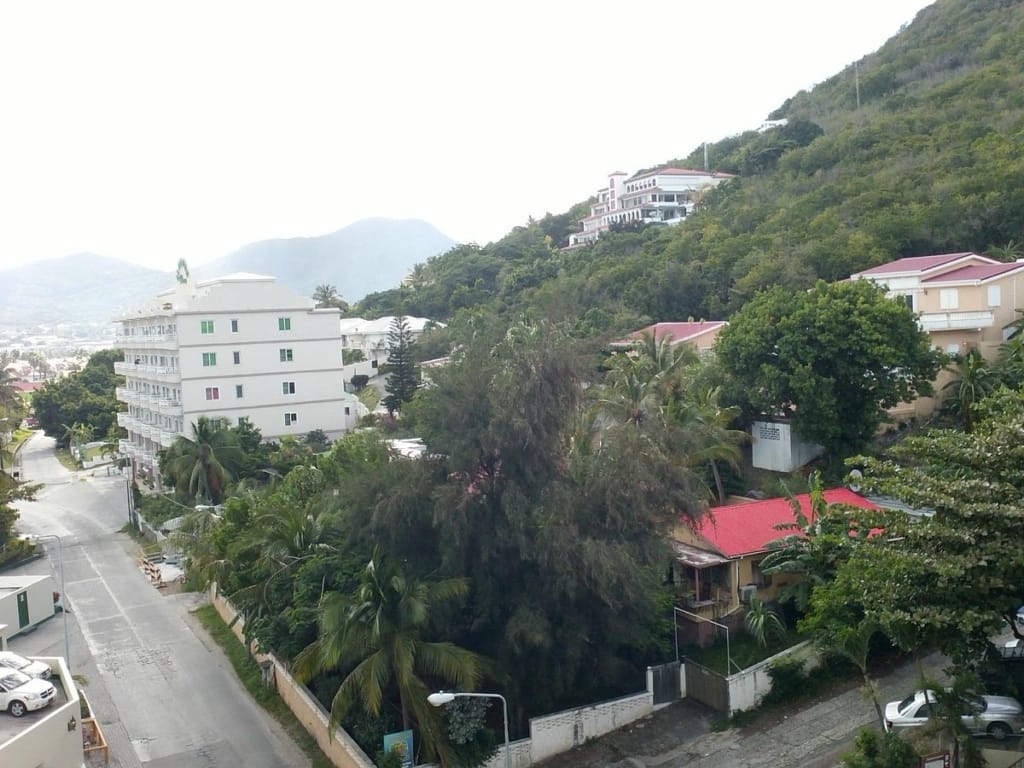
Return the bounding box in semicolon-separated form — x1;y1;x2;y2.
716;280;943;459
32;349;123;447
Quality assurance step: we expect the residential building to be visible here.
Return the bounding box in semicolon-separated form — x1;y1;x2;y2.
851;252;1024;418
610;320;727;357
568;167;734;247
114;273;364;484
339;316;442;367
670;489;879;645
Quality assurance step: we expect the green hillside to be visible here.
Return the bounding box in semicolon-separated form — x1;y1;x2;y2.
357;0;1024;339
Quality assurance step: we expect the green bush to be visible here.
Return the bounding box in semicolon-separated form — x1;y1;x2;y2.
762;656;806;705
840;728;917;768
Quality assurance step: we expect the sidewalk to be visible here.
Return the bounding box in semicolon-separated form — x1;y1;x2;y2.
539;653;962;768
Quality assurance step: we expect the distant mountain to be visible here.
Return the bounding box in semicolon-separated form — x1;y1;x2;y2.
194;218;457;304
0;253;171;333
0;219;457;335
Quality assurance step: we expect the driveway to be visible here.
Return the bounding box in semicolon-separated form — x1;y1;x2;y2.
10;433;310;768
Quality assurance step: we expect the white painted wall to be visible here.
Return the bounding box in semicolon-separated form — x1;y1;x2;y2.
726;641;821;714
528;691;653;763
0;657;82;767
751;420;825;472
0;576;56;638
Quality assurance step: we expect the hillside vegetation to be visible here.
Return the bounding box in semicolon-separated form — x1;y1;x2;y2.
357;0;1024;340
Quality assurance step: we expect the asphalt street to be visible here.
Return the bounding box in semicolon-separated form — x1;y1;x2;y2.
9;433;309;768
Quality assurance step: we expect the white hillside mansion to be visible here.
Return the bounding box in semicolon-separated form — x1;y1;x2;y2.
114;273;366;484
339;316;444;367
567;166;735;247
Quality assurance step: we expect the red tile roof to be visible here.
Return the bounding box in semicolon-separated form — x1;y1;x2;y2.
854;252;993;276
693;488;880;558
613;321;726;347
921;261;1024;283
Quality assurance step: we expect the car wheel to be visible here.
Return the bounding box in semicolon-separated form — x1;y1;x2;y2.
8;700;26;717
988;722;1011;741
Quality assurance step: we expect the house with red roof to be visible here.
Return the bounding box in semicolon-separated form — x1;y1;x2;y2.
610;320;727;357
670;488;879;645
851;251;1024;418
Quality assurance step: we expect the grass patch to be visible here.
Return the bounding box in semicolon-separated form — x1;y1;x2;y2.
683;628;806;674
193;605;333;768
55;448;79;472
357;385;380;411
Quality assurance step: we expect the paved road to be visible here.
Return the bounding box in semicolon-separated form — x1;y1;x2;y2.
10;433;309;768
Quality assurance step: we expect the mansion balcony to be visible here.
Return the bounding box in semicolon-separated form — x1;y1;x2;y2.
918;310;994;332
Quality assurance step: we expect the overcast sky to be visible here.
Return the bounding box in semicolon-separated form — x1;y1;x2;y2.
0;1;934;272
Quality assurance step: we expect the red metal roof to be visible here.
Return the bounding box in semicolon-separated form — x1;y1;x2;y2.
694;488;880;558
855;252;992;276
613;321;726;347
921;261;1024;283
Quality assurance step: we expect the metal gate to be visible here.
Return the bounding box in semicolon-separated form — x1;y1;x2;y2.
650;661;680;705
683;659;730;713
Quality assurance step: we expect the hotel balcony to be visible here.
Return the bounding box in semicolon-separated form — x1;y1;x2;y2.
918;310;995;332
115;332;179;349
155;398;183;417
159;429;180;448
114;362;181;381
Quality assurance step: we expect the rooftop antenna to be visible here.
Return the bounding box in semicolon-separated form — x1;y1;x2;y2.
704;141;709;170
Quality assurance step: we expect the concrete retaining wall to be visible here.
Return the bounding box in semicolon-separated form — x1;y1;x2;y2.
727;641;821;714
528;690;653;763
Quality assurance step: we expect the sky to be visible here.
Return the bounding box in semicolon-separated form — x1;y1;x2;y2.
0;1;935;272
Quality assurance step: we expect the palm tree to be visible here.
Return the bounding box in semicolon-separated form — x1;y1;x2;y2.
743;597;786;648
160;417;243;505
943;349;995;432
666;385;746;504
312;284;348;311
293;550;484;763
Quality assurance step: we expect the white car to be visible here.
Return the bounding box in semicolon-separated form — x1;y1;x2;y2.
0;670;57;717
0;651;52;680
884;689;1024;741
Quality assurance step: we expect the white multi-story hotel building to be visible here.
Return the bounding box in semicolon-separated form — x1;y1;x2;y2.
567;166;734;247
114;273;365;482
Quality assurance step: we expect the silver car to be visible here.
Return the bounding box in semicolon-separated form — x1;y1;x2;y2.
0;651;52;680
884;689;1024;741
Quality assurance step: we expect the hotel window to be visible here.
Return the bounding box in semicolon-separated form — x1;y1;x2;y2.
939;289;959;310
201;320;215;334
205;387;220;401
282;381;296;395
278;317;292;331
284;412;298;426
233;351;241;365
231;319;239;333
202;352;217;367
235;385;244;398
280;348;293;362
988;285;1001;307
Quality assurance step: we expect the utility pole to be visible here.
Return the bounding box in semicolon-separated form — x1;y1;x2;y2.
854;61;861;110
704;141;709;170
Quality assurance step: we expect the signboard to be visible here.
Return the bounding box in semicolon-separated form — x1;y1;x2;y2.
921;752;951;768
383;729;414;768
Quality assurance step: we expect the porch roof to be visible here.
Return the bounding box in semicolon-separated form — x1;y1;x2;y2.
672;540;730;568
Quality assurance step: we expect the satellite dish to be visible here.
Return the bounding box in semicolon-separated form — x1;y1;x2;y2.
847;469;864;493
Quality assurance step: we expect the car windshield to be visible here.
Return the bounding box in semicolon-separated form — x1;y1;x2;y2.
0;670;31;688
3;654;31;670
898;694;917;713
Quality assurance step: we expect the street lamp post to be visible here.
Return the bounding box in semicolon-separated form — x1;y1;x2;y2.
428;690;511;768
33;534;69;671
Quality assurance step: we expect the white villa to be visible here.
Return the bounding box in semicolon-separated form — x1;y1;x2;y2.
568;166;735;247
339;316;443;367
114;273;365;484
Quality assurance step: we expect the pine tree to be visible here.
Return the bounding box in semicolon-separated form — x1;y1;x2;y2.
383;315;419;414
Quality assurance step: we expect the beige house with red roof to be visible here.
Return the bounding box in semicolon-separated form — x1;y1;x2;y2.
670;489;879;645
610;320;727;356
568;167;734;247
852;251;1024;418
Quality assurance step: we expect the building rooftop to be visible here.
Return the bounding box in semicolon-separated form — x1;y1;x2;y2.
611;321;726;348
921;261;1024;283
692;488;880;559
853;252;993;277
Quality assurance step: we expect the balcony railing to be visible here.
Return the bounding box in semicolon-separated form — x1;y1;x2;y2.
113;362;181;380
918;310;994;332
115;333;179;349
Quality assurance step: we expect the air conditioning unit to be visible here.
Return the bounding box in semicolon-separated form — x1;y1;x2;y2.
739;585;758;605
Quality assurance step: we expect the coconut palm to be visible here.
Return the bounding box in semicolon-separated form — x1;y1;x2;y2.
667;385;746;504
312;284;348;311
160;417;243;505
943;349;996;432
293;549;484;762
